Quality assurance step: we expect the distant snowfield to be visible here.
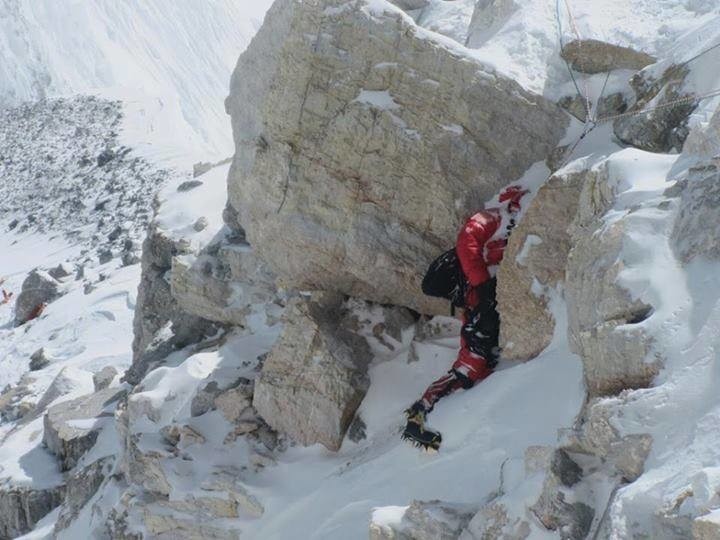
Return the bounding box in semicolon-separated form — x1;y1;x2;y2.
0;0;275;162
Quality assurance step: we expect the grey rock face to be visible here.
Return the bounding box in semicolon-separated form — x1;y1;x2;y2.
15;269;62;325
693;512;720;540
529;449;594;540
29;348;50;371
253;293;372;451
43;387;125;471
226;0;567;315
559;91;627;123
0;484;66;539
33;367;93;417
0;374;35;421
566;165;659;396
169;242;276;327
93;366;118;391
370;500;477;540
48;263;73;280
684;104;720;158
55;456;114;532
497;170;586;360
128;226;216;385
191;381;223;417
560;39;655;74
614;65;696;153
563;398;653;483
672;163;720;263
500;158;660;392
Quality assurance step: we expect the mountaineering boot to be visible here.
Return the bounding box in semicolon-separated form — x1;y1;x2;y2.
401;401;442;451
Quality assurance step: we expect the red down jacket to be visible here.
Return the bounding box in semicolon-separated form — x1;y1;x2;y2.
455;209;506;307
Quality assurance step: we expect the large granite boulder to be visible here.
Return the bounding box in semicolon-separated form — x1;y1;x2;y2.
560;39;655;74
14;269;63;325
226;0;568;315
253;293;372;451
497;169;586;360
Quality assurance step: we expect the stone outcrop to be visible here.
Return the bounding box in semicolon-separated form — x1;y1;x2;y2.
15;269;63;325
128;226;216;384
461;446;596;540
226;0;568;315
561;398;653;484
371;500;477;540
33;366;94;417
560;39;655;74
500;158;660;392
170;240;277;327
671;162;720;262
558;91;627;124
93;366;118;391
529;448;594;540
43;387;125;471
565;164;659;396
684;103;720;158
693;510;720;540
497;170;586;360
614;65;696;153
0;374;35;421
29;348;50;371
253;293;372;451
0;484;66;539
56;456;114;531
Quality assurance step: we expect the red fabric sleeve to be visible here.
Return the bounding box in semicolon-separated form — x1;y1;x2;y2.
456;213;499;286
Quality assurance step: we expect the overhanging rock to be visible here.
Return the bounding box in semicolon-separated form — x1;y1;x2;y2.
226;0;568;315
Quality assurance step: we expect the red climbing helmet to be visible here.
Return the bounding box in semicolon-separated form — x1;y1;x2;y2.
498;185;529;213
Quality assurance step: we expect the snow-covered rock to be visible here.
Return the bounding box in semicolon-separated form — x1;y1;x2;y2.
560;39;655;74
253;294;372;451
14;269;62;325
370;500;477;539
566;160;659;396
42;387;125;471
226;0;568;315
497;169;585;361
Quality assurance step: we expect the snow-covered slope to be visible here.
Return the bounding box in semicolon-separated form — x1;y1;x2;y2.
0;0;274;160
3;0;720;538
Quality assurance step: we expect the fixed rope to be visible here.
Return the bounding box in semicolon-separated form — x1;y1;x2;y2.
595;87;720;124
562;0;593;119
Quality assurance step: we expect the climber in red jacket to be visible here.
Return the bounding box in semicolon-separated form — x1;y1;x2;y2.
403;185;529;450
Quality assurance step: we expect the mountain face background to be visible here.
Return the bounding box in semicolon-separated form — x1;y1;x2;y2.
1;1;720;538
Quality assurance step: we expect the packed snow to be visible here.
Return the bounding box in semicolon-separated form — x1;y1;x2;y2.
2;0;720;538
